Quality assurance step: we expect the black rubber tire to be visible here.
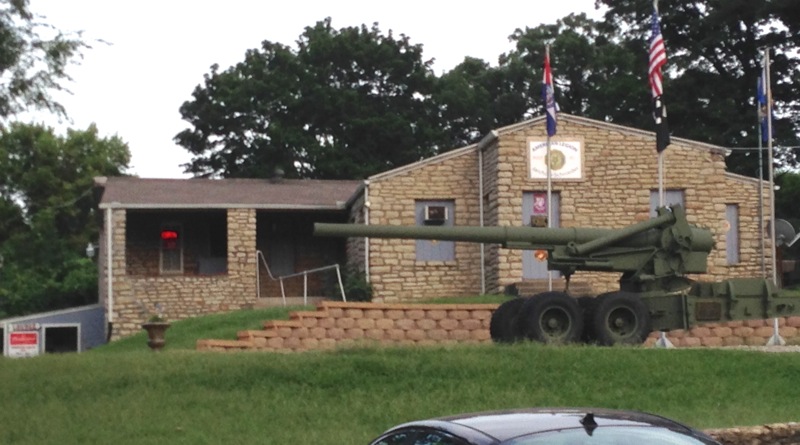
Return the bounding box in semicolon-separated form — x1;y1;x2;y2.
518;292;583;344
588;292;652;346
489;298;526;343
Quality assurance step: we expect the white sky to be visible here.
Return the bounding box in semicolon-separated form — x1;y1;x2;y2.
26;0;603;179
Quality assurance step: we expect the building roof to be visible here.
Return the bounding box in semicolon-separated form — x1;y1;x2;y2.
94;176;364;210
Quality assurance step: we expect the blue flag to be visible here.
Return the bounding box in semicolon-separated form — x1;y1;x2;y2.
756;71;774;144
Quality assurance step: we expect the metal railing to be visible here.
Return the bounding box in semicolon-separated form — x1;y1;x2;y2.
255;250;346;306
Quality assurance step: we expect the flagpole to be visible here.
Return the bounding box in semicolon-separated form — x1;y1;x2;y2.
651;0;667;207
658;153;664;207
545;44;553;292
656;0;663;207
764;48;778;287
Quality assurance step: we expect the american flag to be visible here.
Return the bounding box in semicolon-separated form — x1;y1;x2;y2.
649;3;670;152
542;49;557;137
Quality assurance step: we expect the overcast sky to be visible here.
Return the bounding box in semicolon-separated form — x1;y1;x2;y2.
26;0;604;179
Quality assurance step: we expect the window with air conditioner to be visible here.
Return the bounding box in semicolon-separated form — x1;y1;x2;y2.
424;205;448;225
415;201;454;261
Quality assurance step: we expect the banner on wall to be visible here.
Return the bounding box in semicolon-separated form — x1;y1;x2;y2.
528;140;583;180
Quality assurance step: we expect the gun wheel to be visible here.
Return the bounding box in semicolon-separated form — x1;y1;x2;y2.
489;298;526;343
589;292;652;346
519;292;583;344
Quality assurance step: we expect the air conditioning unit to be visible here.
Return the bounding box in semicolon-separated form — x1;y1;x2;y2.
424;205;448;225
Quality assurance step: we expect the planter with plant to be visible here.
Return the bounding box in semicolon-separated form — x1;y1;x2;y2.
140;303;170;351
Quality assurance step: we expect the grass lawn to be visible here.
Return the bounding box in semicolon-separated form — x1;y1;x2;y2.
2;301;800;444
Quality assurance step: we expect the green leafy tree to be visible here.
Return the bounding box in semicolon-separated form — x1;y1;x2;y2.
0;123;130;317
505;13;645;125
434;54;532;148
176;18;444;179
0;0;88;124
596;0;800;175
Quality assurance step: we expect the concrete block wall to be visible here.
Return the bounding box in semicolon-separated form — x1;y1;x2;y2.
646;317;800;347
196;301;495;352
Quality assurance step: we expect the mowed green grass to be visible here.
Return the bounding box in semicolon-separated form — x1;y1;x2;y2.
2;302;800;445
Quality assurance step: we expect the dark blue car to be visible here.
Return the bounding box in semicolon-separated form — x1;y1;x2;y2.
369;408;721;445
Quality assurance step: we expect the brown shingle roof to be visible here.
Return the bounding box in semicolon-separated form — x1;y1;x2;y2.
95;177;363;210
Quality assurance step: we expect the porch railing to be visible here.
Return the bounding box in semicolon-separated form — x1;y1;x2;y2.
255;250;347;306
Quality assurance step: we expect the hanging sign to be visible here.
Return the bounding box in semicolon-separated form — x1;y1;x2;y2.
529;140;583;179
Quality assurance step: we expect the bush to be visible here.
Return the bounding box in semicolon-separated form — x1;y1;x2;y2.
343;267;372;302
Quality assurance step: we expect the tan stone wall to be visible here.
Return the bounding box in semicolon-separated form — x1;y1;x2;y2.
367;150;484;302
492;119;771;294
109;208;258;339
481;141;502;294
363;118;771;301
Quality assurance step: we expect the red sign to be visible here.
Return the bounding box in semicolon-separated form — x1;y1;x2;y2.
10;332;38;345
8;331;40;357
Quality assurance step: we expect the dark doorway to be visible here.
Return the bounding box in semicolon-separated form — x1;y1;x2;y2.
44;326;79;353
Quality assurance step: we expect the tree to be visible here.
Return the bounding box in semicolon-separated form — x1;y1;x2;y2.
176;18;444;179
595;0;800;176
0;0;88;124
0;123;130;317
505;14;646;126
433;53;535;148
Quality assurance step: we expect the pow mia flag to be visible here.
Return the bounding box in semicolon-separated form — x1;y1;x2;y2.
653;95;670;153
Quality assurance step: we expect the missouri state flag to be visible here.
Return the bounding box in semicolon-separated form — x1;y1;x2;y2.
542;49;557;137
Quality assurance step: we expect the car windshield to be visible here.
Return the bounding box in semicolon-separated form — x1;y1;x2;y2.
505;426;716;445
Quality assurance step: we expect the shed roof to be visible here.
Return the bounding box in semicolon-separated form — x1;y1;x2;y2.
95;176;363;210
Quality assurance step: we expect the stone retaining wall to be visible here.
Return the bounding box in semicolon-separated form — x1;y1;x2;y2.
197;301;800;352
706;422;800;444
196;302;495;352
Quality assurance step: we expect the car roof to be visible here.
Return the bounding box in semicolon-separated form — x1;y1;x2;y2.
382;407;706;443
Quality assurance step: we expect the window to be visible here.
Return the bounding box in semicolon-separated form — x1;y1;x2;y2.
726;204;740;265
415;200;455;261
650;189;685;216
371;429;467;445
373;432;410;445
160;224;183;274
413;431;465;445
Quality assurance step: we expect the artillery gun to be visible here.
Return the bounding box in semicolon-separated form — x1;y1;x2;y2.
314;206;800;346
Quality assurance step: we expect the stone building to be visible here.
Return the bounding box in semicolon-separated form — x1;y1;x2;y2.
348;113;772;302
93;177;361;339
93;113;773;340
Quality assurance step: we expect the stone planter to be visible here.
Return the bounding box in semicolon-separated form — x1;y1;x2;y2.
141;322;171;351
